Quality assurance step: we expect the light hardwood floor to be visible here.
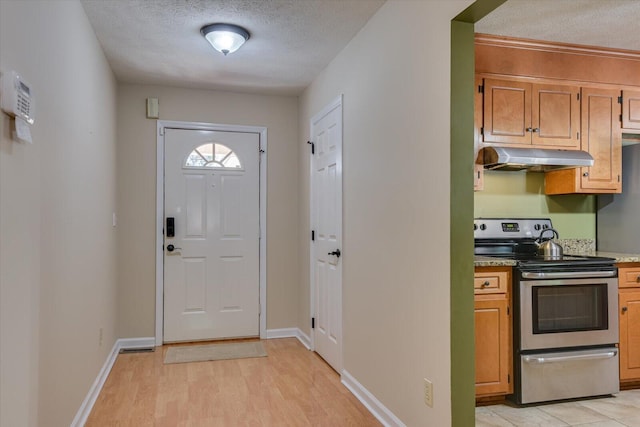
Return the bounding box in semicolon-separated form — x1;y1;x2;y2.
86;338;381;426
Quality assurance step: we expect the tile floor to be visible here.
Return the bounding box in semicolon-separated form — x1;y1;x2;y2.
476;389;640;426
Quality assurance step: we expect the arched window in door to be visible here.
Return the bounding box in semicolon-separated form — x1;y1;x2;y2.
184;143;242;169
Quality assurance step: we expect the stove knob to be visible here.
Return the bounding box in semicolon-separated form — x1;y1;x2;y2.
474;224;477;231
534;224;541;231
543;224;549;229
479;224;486;231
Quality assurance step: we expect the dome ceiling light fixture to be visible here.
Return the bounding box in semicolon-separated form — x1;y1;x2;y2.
200;23;250;56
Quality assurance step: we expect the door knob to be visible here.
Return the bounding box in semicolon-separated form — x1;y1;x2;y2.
166;244;182;252
328;249;341;258
622;307;628;313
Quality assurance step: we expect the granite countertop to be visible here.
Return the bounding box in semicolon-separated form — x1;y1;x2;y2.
474;252;640;267
474;256;517;267
557;239;640;263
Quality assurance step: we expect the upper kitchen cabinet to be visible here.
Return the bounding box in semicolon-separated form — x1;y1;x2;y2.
622;90;640;132
545;87;622;194
475;34;640;194
480;78;580;149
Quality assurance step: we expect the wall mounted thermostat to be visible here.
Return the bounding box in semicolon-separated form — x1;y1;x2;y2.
1;70;35;125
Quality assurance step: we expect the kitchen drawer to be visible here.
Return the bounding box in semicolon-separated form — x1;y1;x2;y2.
619;267;640;288
474;269;508;294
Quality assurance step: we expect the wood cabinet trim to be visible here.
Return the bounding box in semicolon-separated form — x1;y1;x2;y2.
475;34;640;61
476;34;640;87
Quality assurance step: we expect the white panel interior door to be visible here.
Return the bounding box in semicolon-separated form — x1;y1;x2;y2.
311;97;343;372
164;128;260;342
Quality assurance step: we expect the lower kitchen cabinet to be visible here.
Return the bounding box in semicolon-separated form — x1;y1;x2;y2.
474;267;513;398
618;266;640;383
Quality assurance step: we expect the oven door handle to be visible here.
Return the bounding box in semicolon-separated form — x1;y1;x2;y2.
523;349;617;364
520;270;617;279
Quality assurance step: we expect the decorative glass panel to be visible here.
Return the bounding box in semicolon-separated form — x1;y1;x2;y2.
185;143;242;169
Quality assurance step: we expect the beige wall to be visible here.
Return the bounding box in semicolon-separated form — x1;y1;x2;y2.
0;1;118;426
116;85;299;337
298;0;473;425
475;171;596;238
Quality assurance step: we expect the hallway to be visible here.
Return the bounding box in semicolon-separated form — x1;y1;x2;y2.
86;338;381;426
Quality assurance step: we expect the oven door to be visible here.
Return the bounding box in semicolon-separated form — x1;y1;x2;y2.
519;274;618;351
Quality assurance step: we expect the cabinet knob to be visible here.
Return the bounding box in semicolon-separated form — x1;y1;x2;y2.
481;281;490;287
526;127;533;132
532;127;540;133
636;275;640;283
583;172;589;177
622;306;628;313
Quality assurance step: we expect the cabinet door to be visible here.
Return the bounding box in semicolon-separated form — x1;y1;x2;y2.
545;87;622;195
619;289;640;381
580;87;622;192
532;84;580;148
475;296;512;396
483;79;531;145
622;90;640;131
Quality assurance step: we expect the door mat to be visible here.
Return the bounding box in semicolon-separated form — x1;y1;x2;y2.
164;341;267;364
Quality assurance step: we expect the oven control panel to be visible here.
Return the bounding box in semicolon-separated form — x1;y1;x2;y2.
474;218;553;239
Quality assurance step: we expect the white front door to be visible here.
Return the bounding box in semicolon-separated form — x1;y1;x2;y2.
163;128;260;342
311;96;343;372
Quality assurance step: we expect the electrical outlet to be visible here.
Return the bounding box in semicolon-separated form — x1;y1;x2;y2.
424;378;433;407
99;328;104;347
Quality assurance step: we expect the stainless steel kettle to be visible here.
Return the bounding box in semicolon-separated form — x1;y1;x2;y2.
536;228;563;258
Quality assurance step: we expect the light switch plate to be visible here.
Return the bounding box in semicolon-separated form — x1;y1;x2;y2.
146;97;159;119
424;378;433;407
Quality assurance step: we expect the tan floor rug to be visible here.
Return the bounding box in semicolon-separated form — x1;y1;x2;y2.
164;341;267;364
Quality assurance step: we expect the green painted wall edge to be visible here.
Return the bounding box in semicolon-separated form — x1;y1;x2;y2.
450;1;505;426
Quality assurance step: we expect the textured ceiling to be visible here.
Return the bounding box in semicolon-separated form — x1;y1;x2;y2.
80;0;385;95
476;0;640;51
81;0;640;96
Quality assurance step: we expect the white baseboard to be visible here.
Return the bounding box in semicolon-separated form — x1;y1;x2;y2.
119;337;156;350
266;328;312;350
265;327;298;339
341;370;406;427
296;329;311;349
71;337;155;427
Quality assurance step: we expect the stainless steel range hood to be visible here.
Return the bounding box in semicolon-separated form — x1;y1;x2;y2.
479;146;594;172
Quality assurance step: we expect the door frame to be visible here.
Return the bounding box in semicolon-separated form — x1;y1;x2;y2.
309;95;343;357
155;120;267;346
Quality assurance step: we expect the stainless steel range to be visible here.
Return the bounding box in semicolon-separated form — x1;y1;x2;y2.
474;218;619;404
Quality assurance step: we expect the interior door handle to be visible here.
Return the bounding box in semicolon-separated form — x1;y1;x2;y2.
328;249;341;258
166;244;182;252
